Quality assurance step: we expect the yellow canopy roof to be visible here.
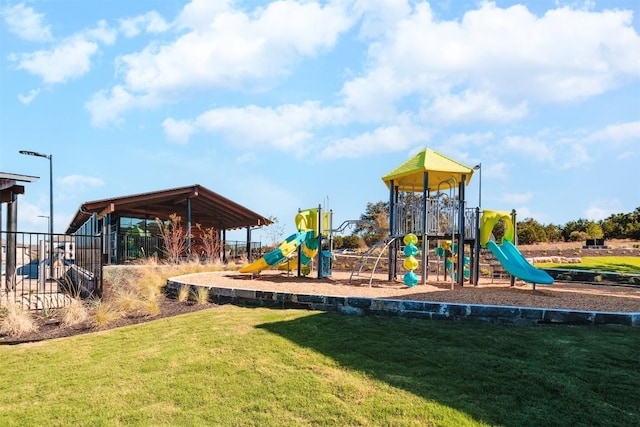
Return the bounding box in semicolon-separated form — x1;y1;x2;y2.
381;148;475;192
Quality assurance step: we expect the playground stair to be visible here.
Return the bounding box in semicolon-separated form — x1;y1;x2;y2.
481;248;509;282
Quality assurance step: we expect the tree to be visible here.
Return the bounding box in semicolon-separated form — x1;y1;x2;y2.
342;235;362;249
516;218;547;244
544;224;563;242
561;219;591;242
586;222;603;239
195;223;220;263
262;215;286;247
355;201;389;246
156;213;187;263
600;207;640;240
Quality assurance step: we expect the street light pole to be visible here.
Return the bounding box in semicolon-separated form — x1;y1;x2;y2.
20;150;54;279
473;163;482;211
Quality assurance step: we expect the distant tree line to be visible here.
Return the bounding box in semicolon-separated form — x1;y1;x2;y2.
333;203;640;248
516;207;640;244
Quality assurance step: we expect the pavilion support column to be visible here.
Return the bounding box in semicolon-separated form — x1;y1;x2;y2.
5;193;18;292
0;203;2;288
246;227;251;262
186;197;192;257
220;229;225;262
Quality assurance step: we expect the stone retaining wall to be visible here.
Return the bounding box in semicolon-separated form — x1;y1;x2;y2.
166;280;640;327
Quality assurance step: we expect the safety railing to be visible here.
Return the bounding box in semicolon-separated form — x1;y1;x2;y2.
1;231;102;309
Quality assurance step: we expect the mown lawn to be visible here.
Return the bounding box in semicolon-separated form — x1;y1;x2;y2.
1;305;638;426
540;256;640;274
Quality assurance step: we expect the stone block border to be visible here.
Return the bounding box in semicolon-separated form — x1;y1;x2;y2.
166;279;640;327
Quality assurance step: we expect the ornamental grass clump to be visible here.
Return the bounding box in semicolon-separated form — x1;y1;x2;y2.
177;284;190;302
91;300;123;328
61;297;89;328
192;286;209;305
0;303;37;337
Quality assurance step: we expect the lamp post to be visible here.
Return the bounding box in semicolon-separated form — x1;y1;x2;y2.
473;163;482;210
20;150;54;278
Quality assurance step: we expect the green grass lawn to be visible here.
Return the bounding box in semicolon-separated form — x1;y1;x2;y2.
539;256;640;274
1;306;639;426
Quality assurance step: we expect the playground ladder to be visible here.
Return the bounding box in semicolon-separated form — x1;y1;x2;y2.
348;236;399;287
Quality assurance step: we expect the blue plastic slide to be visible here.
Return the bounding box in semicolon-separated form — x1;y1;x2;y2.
486;240;554;285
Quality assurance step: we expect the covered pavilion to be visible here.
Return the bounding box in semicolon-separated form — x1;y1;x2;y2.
66;184;272;264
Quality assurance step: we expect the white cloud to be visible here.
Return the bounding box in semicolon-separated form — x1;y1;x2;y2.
339;1;640;126
235;152;257;164
319;120;429;159
16;200;48;232
58;175;105;188
94;0;352;127
340;67;412;122
483;162;508;180
17;88;40;104
559;143;591;169
192;103;330;155
86;85;160;128
88;1;353;126
119;11;170;37
162;118;195;144
85;86;134;127
502;192;534;204
14;21;116;84
588;121;640;143
585;200;622;221
163;101;348;154
504;136;554;162
617;151;635;160
1;2;53;42
168;100;428;159
423;90;528;123
16;36;99;84
353;0;412;39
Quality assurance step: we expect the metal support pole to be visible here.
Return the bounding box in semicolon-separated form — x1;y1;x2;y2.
317;204;323;279
474;207;481;286
6;194;17;291
421;172;429;285
186;197;192;257
388;180;395;282
457;178;466;287
48;155;54;280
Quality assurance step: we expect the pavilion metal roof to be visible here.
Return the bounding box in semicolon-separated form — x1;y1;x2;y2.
0;172;39;202
66;184;272;234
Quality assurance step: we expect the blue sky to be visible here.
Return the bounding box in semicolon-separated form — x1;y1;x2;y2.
1;0;639;243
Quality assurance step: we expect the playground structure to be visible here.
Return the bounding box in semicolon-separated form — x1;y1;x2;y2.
240;147;553;289
239;207;332;278
378;148;552;287
481;210;553;289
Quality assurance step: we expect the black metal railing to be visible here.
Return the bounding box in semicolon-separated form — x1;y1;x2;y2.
1;231;102;309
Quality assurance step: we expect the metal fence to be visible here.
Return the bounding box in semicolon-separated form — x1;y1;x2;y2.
1;231;102;310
